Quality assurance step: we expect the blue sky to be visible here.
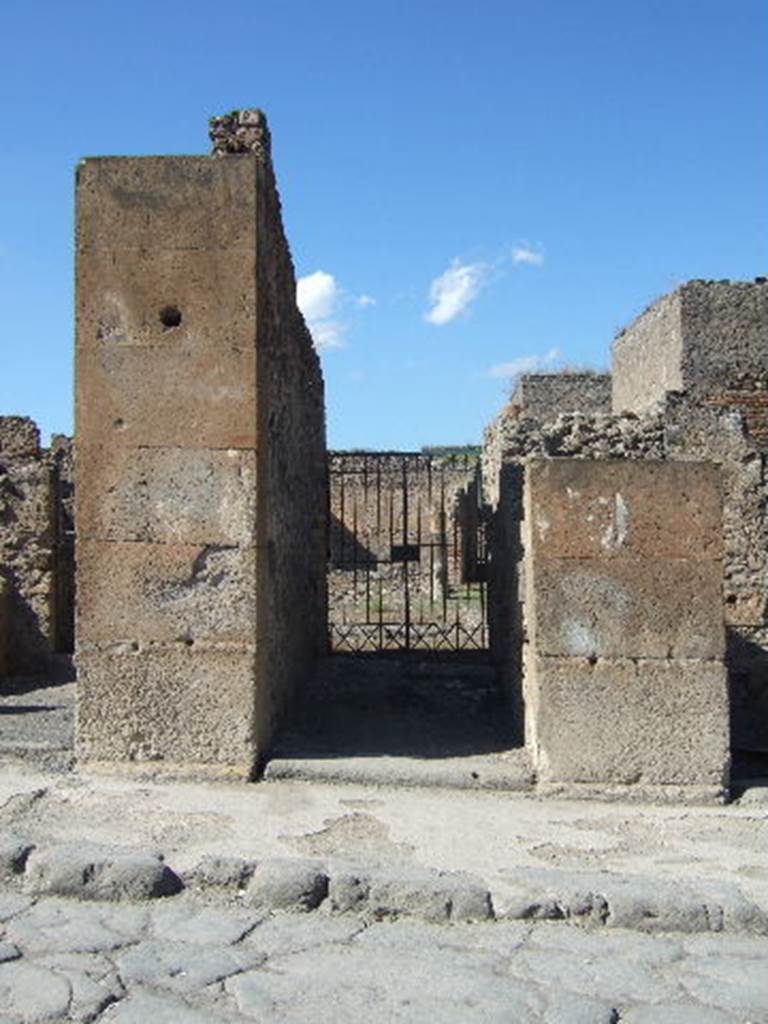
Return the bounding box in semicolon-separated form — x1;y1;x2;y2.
1;0;765;449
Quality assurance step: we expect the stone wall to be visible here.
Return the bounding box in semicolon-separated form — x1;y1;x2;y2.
509;372;612;421
75;110;326;776
613;279;768;415
0;417;58;675
485;278;768;762
523;459;729;798
251;113;328;740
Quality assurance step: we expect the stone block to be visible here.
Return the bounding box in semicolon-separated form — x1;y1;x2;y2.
77;540;256;645
76;644;257;773
526;460;722;561
76;156;258;252
76;248;257;450
24;844;182;900
531;656;729;787
245;859;329;912
532;556;724;660
76;446;256;545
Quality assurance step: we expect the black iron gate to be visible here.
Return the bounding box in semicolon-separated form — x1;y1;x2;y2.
328;451;487;652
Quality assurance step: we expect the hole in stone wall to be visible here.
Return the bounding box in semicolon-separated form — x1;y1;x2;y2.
159;306;182;329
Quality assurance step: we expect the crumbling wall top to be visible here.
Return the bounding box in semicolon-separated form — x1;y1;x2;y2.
209;109;271;161
0;417;40;459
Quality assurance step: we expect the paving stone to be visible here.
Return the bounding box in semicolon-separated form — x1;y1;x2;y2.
682;931;768;957
507;946;683;1004
364;867;494;923
185;854;256;892
499;867;768;935
6;898;147;954
150;901;262;945
525;922;684;966
621;1006;741;1023
677;956;768;1016
38;951;124;1022
0;960;71;1022
115;939;265;994
0;944;20;965
100;987;237;1023
352;917;530;956
0;835;35;882
24;843;183;901
245;858;328;912
226;944;616;1023
0;894;33;922
245;913;366;956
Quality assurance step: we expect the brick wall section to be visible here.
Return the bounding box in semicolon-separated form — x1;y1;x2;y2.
524;459;729;798
75;111;326;775
0;417;58;675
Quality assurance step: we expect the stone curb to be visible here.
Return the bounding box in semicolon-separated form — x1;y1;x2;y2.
3;841;767;937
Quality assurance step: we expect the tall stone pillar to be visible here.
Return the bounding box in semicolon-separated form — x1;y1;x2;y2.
75;111;327;777
523;458;729;800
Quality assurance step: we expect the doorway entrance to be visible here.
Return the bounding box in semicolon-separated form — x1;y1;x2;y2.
327;450;488;653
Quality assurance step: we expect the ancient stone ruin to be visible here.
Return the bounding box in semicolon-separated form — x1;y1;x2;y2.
1;109;766;801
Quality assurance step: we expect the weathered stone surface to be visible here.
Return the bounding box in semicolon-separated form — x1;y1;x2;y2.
366;868;493;923
522;458;729;792
0;961;71;1022
526;459;722;561
23;843;182;900
76;644;257;772
0;835;34;881
76;155;258;252
115;939;264;994
77;540;257;644
0;945;20;965
103;987;235;1023
76;445;257;545
621;1006;741;1023
5;898;148;955
532;555;724;660
37;951;124;1022
75;114;327;774
245;858;329;912
498;867;768;936
149;902;261;945
531;656;729;787
184;854;256;892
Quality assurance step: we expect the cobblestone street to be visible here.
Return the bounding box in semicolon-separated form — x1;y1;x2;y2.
1;892;767;1023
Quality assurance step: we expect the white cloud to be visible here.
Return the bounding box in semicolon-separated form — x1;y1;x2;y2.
356;294;376;308
424;260;489;326
297;270;339;322
512;245;544;266
296;270;347;349
487;346;561;379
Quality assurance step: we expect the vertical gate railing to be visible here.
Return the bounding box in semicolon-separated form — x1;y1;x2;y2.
328;451;488;652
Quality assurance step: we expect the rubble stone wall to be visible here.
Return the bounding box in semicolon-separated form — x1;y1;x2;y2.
524;458;729;797
509;373;612;421
0;417;58;675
